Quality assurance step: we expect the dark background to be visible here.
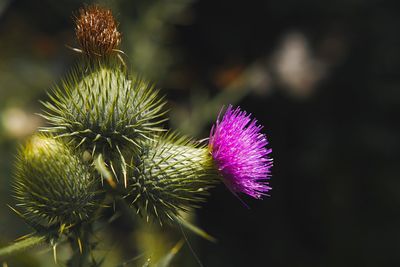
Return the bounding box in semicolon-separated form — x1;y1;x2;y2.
0;0;399;266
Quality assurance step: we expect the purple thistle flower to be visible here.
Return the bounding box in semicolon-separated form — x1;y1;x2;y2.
209;105;273;199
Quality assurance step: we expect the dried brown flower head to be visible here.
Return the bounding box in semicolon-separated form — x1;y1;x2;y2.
75;5;121;57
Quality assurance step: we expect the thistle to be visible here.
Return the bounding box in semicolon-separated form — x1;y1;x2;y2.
127;133;219;224
0;4;276;264
209;105;273;199
74;5;122;57
13;135;98;227
40;64;167;183
40;5;167;186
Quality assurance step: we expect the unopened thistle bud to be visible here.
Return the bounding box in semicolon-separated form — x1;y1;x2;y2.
75;5;121;57
40;65;166;169
127;134;219;224
14;135;98;227
209;105;273;199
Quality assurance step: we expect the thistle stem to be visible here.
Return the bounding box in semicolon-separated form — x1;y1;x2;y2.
0;235;46;259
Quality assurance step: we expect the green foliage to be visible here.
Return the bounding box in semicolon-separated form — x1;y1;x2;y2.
14;135;99;227
127;133;219;224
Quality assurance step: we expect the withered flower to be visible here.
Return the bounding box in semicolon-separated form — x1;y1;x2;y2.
75;5;121;57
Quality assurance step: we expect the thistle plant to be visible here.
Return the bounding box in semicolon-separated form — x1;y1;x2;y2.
0;4;273;266
14;135;98;227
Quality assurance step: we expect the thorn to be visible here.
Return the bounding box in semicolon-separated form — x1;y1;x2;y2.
116;53;127;70
94;154;117;189
76;137;87;148
92;145;96;157
77;237;83;254
153;205;159;218
52;243;58;264
116;145;128;188
65;44;83;54
109;161;119;183
131;193;140;205
106;137;112;148
93;134;101;142
7;205;23;218
59;224;66;235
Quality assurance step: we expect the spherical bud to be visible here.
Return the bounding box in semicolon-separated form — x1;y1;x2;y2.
127;134;219;224
14;135;98;227
40;64;166;167
75;5;121;57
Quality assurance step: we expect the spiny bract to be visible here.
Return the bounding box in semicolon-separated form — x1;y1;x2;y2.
127;133;219;224
40;63;167;159
14;135;98;227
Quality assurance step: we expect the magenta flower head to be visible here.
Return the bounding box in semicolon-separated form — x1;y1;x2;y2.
209;105;273;199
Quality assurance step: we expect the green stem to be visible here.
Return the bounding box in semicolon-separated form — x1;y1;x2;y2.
0;235;46;259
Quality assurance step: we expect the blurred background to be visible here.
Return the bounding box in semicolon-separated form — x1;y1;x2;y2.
0;0;399;266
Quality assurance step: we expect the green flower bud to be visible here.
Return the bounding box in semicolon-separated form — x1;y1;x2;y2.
14;135;98;227
127;134;219;224
40;63;167;158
